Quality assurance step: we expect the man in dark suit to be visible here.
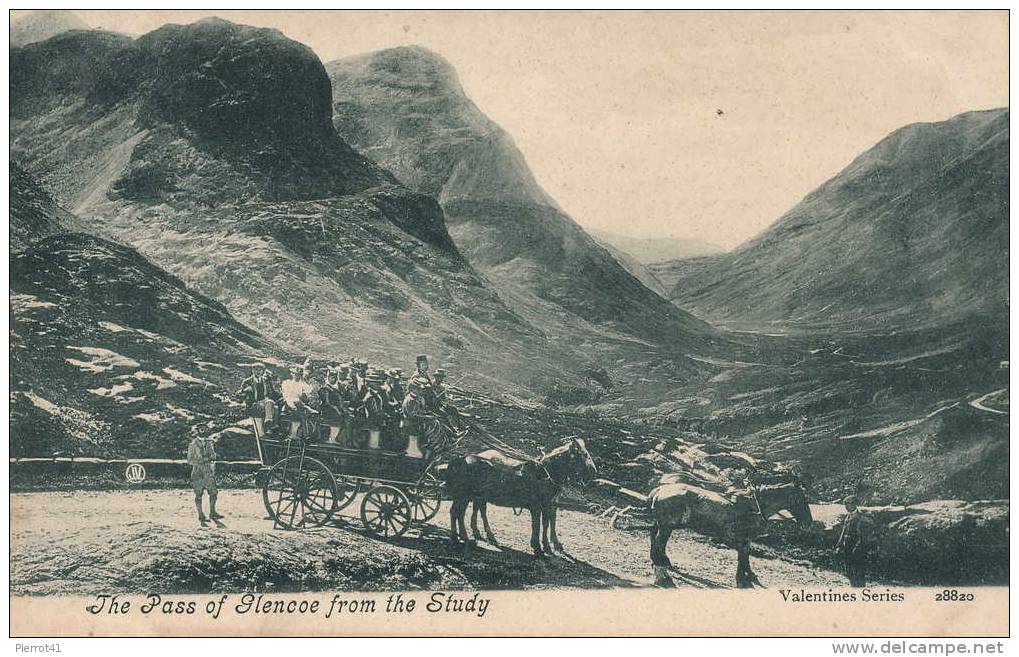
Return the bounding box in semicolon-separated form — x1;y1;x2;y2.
237;362;279;440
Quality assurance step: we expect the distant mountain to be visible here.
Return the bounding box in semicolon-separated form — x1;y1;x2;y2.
10;171;273;460
326;46;711;346
588;228;723;264
590;238;668;297
9;10;89;48
11;21;707;399
660;108;1009;330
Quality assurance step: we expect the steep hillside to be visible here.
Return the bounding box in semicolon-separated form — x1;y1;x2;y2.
9;9;89;48
9;172;276;459
10;233;277;460
589;228;723;264
9;21;604;395
10;162;76;250
327;46;711;346
661;109;1009;331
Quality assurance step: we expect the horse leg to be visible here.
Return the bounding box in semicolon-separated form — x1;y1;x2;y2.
449;499;467;545
449;499;461;544
470;501;483;542
479;502;499;546
735;541;754;588
458;502;473;553
651;522;675;588
540;506;552;553
656;526;674;569
530;508;544;558
548;506;563;552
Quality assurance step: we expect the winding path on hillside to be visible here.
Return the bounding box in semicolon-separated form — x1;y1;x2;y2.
969;388;1008;415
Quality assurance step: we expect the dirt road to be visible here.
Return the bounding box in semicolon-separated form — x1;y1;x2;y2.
11;489;848;594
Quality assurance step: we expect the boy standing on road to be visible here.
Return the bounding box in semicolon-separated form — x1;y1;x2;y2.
187;424;221;523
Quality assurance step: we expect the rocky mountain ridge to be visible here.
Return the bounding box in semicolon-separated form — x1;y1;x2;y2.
659;108;1009;331
327;46;712;346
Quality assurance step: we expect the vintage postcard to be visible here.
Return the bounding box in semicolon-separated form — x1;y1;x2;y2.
8;8;1009;640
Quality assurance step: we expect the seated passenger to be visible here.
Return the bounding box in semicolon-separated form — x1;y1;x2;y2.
281;364;317;439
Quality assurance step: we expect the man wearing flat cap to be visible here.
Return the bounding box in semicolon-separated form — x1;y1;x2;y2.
187;423;221;523
835;495;871;587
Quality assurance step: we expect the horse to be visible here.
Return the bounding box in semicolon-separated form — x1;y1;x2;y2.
444;436;597;557
647;479;813;588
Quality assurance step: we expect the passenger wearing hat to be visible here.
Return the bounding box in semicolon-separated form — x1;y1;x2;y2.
385;368;405;404
333;363;357;445
302;358;321;398
431;368;449;407
350;359;369;399
262;362;282;425
402;355;435;457
380;369;407;451
431;368;466;435
281;363;317;439
236;362;278;440
358;369;388;449
318;368;345;443
403;356;434;418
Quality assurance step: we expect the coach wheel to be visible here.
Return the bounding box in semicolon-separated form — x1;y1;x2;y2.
262;456;338;529
408;471;442;523
360;485;413;539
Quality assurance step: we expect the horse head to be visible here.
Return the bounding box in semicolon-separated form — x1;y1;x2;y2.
567;436;598;484
784;483;814;526
752;482;813;527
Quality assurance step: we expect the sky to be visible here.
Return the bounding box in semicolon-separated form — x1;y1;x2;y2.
14;10;1009;248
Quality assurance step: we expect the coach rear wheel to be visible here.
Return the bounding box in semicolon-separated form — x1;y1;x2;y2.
262;456;338;529
408;471;442;523
360;485;413;539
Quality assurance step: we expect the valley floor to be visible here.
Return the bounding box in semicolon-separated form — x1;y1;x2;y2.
11;489;851;594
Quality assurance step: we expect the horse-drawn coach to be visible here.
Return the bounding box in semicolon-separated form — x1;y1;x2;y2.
255;408;450;538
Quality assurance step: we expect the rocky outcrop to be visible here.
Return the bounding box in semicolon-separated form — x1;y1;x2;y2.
834;500;1008;584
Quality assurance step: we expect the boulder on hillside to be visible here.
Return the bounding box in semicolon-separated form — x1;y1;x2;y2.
832;500;1009;585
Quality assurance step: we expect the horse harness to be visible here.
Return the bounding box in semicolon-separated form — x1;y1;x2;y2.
744;481;769;522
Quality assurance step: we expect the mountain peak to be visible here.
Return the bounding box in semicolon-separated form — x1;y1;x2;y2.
12;18;396;203
665;107;1009;329
336;45;460;88
327;48;714;346
10;10;89;48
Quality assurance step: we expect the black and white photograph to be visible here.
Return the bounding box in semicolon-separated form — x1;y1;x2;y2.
7;8;1009;639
